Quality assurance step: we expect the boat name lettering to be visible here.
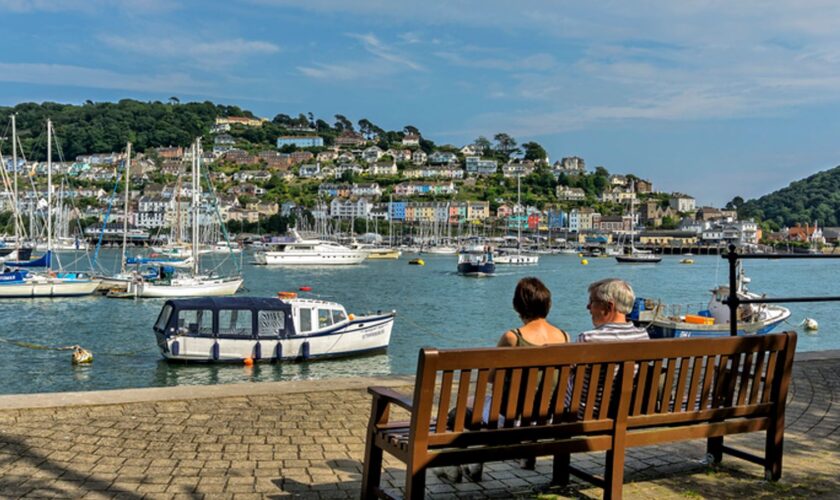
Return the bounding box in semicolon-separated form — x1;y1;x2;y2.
362;326;385;339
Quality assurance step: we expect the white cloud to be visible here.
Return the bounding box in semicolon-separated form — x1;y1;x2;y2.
347;33;424;71
99;35;280;69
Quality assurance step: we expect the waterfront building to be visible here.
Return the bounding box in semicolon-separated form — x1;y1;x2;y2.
635;179;654;193
569;207;599;232
330;197;373;219
593;214;633;233
137;195;169;228
428;151;458;165
502;162;534;178
155;146;183;160
389;201;407;221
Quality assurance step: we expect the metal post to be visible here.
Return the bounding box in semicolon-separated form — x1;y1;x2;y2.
727;244;739;336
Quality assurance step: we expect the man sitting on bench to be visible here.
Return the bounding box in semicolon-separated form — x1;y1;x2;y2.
581;278;649;343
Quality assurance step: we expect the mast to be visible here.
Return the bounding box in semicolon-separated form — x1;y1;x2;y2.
121;142;131;274
47;119;52;256
191;140;200;275
11;114;18;247
517;174;522;254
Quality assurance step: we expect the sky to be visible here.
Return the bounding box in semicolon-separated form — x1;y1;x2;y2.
2;1;840;206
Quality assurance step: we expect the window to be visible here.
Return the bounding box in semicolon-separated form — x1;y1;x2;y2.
299;308;313;333
318;309;334;328
177;309;213;336
331;309;347;324
218;309;253;337
155;304;173;331
258;310;285;338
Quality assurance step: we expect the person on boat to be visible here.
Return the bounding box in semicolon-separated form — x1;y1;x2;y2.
580;278;649;343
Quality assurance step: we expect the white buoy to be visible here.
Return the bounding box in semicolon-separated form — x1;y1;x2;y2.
801;318;819;331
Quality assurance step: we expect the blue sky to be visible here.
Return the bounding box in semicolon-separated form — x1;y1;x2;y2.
2;0;840;206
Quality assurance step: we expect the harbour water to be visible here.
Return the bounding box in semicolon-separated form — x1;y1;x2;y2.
0;249;838;395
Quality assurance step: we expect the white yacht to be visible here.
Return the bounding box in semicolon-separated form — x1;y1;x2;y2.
253;229;367;265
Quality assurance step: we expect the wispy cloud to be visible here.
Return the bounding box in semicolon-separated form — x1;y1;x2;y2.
0;0;176;13
299;33;423;82
99;35;280;69
435;51;557;72
0;62;209;93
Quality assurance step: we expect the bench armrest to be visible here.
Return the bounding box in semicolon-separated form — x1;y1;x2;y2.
368;386;414;412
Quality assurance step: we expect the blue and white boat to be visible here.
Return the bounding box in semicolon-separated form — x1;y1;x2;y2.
457;245;495;277
631;265;791;338
152;294;396;362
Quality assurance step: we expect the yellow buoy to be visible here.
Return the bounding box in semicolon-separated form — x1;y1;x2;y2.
72;346;93;364
578;253;584;258
581;259;589;265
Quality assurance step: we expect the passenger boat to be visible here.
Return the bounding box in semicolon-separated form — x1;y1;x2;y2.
253;229;367;265
364;247;402;260
457;245;495;277
152;294;396;362
630;265;790;337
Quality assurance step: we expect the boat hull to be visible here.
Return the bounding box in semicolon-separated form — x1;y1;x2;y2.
457;262;495;276
254;251;367;265
157;313;395;362
616;255;662;263
0;278;99;298
128;277;243;298
494;254;539;265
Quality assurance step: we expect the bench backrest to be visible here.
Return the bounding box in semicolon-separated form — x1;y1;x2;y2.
408;332;797;451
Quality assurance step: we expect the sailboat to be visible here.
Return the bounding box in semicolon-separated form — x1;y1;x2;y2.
0;119;99;298
615;188;661;263
495;175;539;265
120;140;243;298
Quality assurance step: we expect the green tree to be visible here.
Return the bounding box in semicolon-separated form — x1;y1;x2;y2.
522;141;547;162
493;133;519;160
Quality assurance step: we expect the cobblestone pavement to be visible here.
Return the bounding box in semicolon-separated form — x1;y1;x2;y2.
0;356;838;499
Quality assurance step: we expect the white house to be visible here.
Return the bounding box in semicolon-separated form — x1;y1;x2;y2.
669;193;696;213
361;146;384;163
412;150;428;165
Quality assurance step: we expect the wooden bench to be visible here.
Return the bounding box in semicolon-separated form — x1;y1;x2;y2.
361;331;797;499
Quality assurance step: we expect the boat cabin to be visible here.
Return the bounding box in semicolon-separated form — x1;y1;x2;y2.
153;297;351;339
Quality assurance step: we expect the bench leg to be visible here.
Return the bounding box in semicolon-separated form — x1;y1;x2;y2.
361;441;383;499
604;447;626;500
707;436;723;465
765;424;784;481
405;467;426;500
552;452;570;486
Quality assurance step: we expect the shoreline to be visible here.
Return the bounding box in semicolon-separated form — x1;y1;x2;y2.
0;348;837;410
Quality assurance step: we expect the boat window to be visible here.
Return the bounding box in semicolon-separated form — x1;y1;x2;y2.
155;304;173;331
177;309;213;335
299;308;313;333
318;309;334;328
331;310;347;323
258;310;285;338
218;309;253;337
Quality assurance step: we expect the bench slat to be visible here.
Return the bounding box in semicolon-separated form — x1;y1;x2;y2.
471;369;490;428
762;351;778;404
699;355;716;409
645;360;663;414
553;365;571;422
632;362;649;416
598;363;617;420
583;364;602;421
537;366;557;424
568;365;587;419
520;367;540;422
685;357;703;412
452;370;472;432
426;419;615;447
625;416;770;447
488;369;506;429
504;369;523;425
627;402;773;428
749;351;766;405
659;358;677;414
436;371;453;432
672;357;690;413
737;351;754;407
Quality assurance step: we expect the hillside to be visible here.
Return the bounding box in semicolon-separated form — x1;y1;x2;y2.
738;165;840;228
0;100;250;161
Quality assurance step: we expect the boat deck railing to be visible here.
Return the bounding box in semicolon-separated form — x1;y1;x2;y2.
724;244;840;336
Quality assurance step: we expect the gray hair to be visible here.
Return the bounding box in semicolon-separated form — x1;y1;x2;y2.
588;278;635;314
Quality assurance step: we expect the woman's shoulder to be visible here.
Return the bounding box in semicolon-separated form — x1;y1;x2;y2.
545;324;570;344
498;329;520;347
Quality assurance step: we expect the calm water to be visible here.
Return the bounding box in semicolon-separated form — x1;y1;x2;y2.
0;250;837;395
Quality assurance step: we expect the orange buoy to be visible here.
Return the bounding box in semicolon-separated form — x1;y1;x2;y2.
243;357;254;366
299;286;312;292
